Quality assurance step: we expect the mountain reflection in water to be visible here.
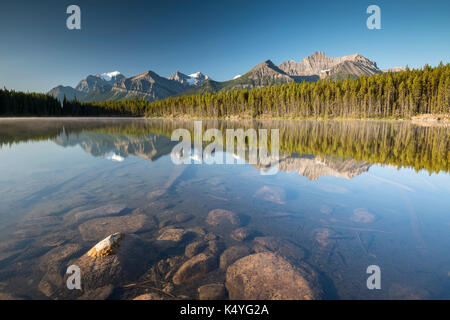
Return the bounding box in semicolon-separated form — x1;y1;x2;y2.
0;118;448;300
51;123;374;180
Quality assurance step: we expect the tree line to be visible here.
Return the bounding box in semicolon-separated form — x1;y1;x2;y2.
0;90;136;116
0;89;62;116
1;63;449;118
142;63;449;118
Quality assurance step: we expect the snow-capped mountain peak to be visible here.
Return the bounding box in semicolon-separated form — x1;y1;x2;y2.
101;71;122;81
169;71;209;87
187;72;209;86
188;72;203;78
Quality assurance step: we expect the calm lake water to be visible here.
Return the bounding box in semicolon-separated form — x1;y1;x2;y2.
0;118;449;300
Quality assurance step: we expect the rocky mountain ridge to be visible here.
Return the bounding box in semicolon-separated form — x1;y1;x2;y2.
278;51;381;79
48;52;389;102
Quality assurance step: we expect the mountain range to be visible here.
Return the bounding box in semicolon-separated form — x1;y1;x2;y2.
48;51;388;103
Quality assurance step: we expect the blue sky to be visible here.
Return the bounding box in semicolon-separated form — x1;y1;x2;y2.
0;0;449;92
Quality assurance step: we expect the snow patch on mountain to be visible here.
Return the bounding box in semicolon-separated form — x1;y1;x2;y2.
101;71;121;81
187;76;198;85
186;72;208;85
188;72;202;78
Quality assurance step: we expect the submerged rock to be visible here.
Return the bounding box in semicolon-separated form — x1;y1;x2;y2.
172;253;218;285
72;204;127;223
198;283;227;300
87;233;123;258
78;214;152;241
314;228;336;247
230;227;253;242
252;236;306;264
133;292;168;300
185;241;207;258
157;228;186;242
351;208;375;223
175;213;194;223
162;283;174;294
204;233;218;241
206;209;241;227
158;219;174;229
74;234;155;291
226;252;322;300
0;239;29;264
39;244;83;269
206;240;225;255
0;292;23;300
156;256;186;281
37;243;83;297
146;189;166;201
186;227;207;237
78;285;114;300
220;245;252;270
388;283;430;300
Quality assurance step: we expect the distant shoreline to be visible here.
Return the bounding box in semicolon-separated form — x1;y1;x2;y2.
0;114;449;126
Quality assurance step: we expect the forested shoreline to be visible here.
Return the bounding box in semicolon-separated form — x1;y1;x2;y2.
0;90;124;117
1;64;449;118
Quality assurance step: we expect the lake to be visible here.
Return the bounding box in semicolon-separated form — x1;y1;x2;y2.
0;118;448;300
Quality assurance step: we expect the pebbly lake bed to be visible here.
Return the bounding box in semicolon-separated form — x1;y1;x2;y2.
0;118;449;300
